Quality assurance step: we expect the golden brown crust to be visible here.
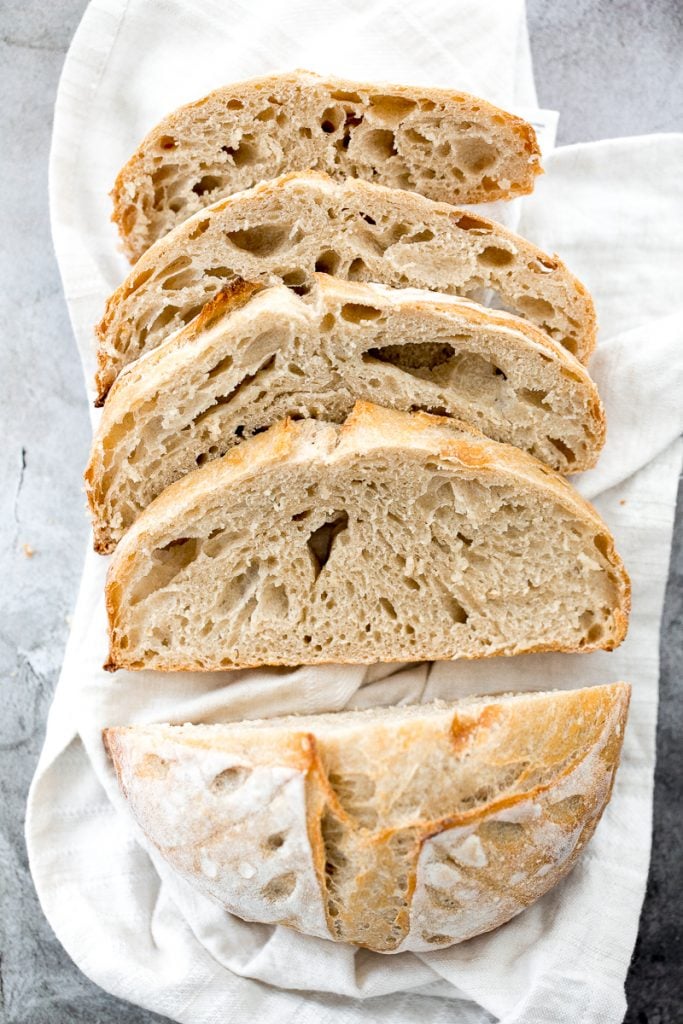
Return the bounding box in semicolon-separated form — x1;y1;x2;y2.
104;684;630;951
104;402;630;672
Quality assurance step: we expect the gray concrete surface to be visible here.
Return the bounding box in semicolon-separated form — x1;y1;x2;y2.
0;1;680;1021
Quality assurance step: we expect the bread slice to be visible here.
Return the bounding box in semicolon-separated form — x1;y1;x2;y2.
104;682;630;952
96;172;596;402
87;276;605;554
104;402;629;671
112;70;542;263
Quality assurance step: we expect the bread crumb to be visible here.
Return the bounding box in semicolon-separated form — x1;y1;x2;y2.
22;543;35;558
619;499;626;506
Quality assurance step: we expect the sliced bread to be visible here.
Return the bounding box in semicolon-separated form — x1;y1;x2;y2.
96;172;596;402
104;402;629;671
104;683;630;952
87;276;605;553
112;70;542;262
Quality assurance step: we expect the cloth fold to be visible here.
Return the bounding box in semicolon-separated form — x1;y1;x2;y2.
27;1;683;1022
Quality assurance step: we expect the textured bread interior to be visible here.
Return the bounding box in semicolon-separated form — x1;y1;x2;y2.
88;277;604;552
97;172;595;399
106;406;628;671
112;71;541;261
104;683;630;951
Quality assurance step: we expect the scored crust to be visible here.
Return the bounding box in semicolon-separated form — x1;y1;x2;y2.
96;170;596;402
112;69;542;262
103;683;631;952
104;402;630;672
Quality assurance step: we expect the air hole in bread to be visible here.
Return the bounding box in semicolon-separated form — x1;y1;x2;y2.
255;106;275;121
366;340;454;371
369;95;417;125
188;218;210;240
404;127;430;147
147;304;180;337
226;98;243;110
265;831;287;852
518;387;549;409
192;175;222;197
162;268;201;291
341;303;382;324
321;105;344;133
402;228;435;244
122;267;153;298
364;128;398;161
516;295;556;322
221;139;259;168
453;213;491;233
261;872;297;901
444;595;469;624
225;223;289;257
130;536;198;604
205;354;235;382
306;512;349;579
549;437;576;464
158;135;176;150
281;269;307;289
315;249;341;275
210;765;250;794
529;255;559;274
594;534;610;558
260;582;289;618
379;597;397;620
456;136;497;173
347;257;369;281
330;89;362;103
477;245;515;268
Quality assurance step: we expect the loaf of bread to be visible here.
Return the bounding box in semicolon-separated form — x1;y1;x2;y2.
104;682;630;952
87;276;605;554
112;70;542;263
104;402;628;671
96;172;596;402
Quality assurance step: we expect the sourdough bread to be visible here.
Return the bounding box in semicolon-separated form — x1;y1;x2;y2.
104;402;629;671
104;683;631;952
96;172;596;401
112;70;542;262
87;276;605;553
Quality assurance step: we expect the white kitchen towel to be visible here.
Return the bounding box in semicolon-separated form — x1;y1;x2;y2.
26;0;683;1022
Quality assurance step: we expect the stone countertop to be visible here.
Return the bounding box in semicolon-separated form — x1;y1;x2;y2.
1;1;680;1021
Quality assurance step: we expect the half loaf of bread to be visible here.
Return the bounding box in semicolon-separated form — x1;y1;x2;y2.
104;683;630;952
96;172;596;401
105;402;629;671
87;276;605;554
112;69;542;262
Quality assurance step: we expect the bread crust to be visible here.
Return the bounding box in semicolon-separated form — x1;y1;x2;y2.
111;69;542;262
104;402;630;672
96;171;597;402
103;683;630;952
86;275;605;553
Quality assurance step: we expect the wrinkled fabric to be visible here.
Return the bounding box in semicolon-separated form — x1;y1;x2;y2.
27;1;683;1022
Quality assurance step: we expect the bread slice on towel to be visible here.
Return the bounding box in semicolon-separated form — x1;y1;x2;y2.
87;276;605;554
96;172;596;401
104;682;630;952
112;69;542;262
104;402;629;671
